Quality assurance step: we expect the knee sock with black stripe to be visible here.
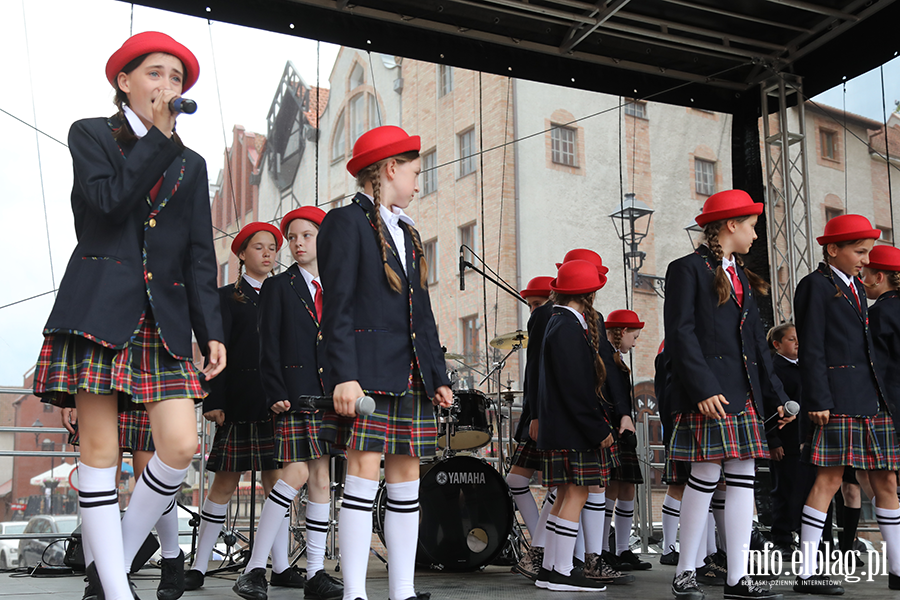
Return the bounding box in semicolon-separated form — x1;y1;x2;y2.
79;463;132;600
723;459;755;586
385;480;420;600
675;461;719;576
246;480;298;572
305;500;329;578
121;454;187;571
875;506;900;575
541;516;558;572
602;502;614;553
553;518;580;576
507;473;539;537
190;498;228;574
532;488;556;548
270;509;291;574
712;487;727;550
340;475;378;600
798;505;827;578
695;519;708;569
614;499;635;556
155;497;181;559
581;491;606;555
661;494;681;554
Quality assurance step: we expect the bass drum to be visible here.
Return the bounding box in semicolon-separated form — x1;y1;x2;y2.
374;456;513;571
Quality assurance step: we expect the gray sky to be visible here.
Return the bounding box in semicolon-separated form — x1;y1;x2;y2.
0;0;897;386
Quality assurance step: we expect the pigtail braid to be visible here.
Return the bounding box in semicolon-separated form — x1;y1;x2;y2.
583;301;608;397
369;176;404;294
402;222;429;288
609;327;630;374
704;222;732;306
233;260;247;303
890;271;900;290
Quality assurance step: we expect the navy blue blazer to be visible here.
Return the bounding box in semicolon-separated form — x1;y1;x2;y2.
795;264;885;416
768;354;801;455
868;289;900;432
654;349;673;440
318;193;450;397
601;339;633;423
43;116;222;358
515;300;552;442
204;284;270;422
536;307;613;451
663;246;788;418
258;265;324;411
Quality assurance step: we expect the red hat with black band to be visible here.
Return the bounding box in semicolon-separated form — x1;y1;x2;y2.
281;206;327;238
867;244;900;272
816;214;880;246
695;189;764;227
550;260;604;295
106;31;200;92
520;276;554;299
231;222;283;256
605;309;645;329
347;126;421;177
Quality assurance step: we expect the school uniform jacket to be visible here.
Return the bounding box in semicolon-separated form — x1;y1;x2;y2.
43;116;223;359
536;307;613;451
515;301;552;442
768;354;801;456
204;284;270;422
663;245;788;418
654;350;673;439
257;265;324;411
867;290;900;433
318;193;450;397
795;263;885;417
601;340;633;423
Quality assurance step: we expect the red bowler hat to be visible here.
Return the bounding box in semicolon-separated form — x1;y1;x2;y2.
520;276;554;299
695;189;764;227
281;206;327;238
816;214;880;246
347;126;421;177
867;244;900;272
605;309;645;329
106;31;200;92
556;248;610;277
550;260;604;295
231;222;283;256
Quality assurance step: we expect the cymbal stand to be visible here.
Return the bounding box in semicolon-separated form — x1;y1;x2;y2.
479;342;521;474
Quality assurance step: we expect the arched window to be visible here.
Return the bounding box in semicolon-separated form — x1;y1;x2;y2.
350;63;365;89
332;111;346;161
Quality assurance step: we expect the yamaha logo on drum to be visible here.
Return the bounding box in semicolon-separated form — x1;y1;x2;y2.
436;471;486;485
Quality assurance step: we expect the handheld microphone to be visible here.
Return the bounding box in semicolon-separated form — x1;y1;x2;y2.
169;97;198;114
459;247;466;291
293;395;376;416
764;400;799;433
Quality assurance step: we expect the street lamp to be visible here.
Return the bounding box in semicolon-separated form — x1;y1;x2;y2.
609;193;665;295
31;418;43;446
685;216;704;249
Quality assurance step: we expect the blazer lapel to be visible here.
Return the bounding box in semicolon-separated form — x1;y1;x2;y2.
288;264;319;327
148;156;186;215
821;264;864;322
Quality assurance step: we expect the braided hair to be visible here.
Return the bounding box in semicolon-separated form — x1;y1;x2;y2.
607;327;630;374
232;232;276;303
704;217;770;306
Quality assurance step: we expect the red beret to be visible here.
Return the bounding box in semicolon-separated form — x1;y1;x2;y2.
106;31;200;93
867;244;900;272
231;222;283;256
555;248;610;277
347;126;421;177
605;309;645;329
281;206;327;238
695;189;764;227
550;260;604;295
520;276;554;299
817;214;880;246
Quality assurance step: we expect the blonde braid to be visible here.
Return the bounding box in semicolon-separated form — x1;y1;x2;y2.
233;260;247;303
403;222;429;288
369;175;404;294
734;254;771;296
583;300;608;398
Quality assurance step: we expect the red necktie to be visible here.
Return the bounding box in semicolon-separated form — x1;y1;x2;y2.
149;177;163;202
726;265;743;306
849;279;861;311
313;280;323;321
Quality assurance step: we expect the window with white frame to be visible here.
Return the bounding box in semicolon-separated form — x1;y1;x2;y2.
439;65;454;97
425;238;438;285
461;314;479;363
332;111;346;161
625;100;647;118
821;129;837;160
349;94;366;147
422;150;437;195
551;125;577;167
458;129;476;177
459;222;476;264
350;63;365;89
694;158;716;196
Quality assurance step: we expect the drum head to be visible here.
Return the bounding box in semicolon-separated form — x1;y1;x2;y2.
417;456;513;571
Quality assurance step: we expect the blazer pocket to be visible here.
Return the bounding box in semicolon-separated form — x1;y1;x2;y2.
81;255;123;263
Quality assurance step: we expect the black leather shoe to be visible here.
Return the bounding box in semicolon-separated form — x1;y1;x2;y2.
270;566;305;588
233;568;268;600
85;563;103;600
183;569;204;591
389;593;431;600
792;574;844;595
157;550;185;600
617;549;652;570
890;572;900;590
304;570;343;600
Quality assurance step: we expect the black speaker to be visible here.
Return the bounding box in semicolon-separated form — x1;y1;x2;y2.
63;523;159;574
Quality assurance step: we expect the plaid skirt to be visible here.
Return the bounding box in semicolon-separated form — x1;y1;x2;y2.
541;444;619;488
511;439;543;471
669;398;769;462
662;456;690;485
67;410;155;452
274;412;329;465
207;419;278;472
610;441;644;484
803;410;900;470
34;310;205;410
320;369;438;458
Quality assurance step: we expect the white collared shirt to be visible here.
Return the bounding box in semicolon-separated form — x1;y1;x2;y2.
829;264;856;291
721;254;739;294
242;274;263;291
363;193;415;273
777;353;799;365
297;265;322;304
123;106;149;138
557;304;588;330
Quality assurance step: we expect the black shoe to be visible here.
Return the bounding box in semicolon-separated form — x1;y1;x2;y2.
724;576;782;599
582;552;635;584
304;570;343;600
184;570;204;591
696;564;725;586
660;545;679;566
157;550;185;600
572;556;585;569
233;568;268;600
672;570;704;599
792;574;844;595
390;593;431;600
601;550;619;567
546;568;607;592
270;566;305;588
85;562;103;600
617;549;652;570
890;572;900;590
535;567;552;589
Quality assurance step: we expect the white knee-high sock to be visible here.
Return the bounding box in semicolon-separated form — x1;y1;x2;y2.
712;488;727;550
385;480;420;600
246;480;298;571
799;505;827;579
574;519;585;562
875;506;900;576
507;473;539;538
155;497;181;559
122;454;187;571
706;509;717;556
340;475;378;600
270;509;291;574
305;500;329;578
581;492;606;555
191;498;228;573
602;502;614;553
554;518;580;576
695;519;709;569
79;463;132;600
542;516;558;571
614;499;635;556
533;488;556;548
661;494;681;554
675;461;719;576
723;459;755;586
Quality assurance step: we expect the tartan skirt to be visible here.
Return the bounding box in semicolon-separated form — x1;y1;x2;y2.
320;369;438;458
803;410;900;470
67;409;155;452
511;439;543;471
662;456;690;485
274;411;329;465
207;419;278;472
541;444;619;488
610;441;644;484
34;310;205;410
669;398;769;463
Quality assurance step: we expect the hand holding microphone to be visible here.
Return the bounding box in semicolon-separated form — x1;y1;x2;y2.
764;400;799;433
294;394;376;416
168;97;197;114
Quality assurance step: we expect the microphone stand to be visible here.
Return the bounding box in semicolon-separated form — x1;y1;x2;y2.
459;245;528;306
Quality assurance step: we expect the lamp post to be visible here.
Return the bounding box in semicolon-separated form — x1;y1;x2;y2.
685;217;704;250
41;439;56;514
609;193;666;295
